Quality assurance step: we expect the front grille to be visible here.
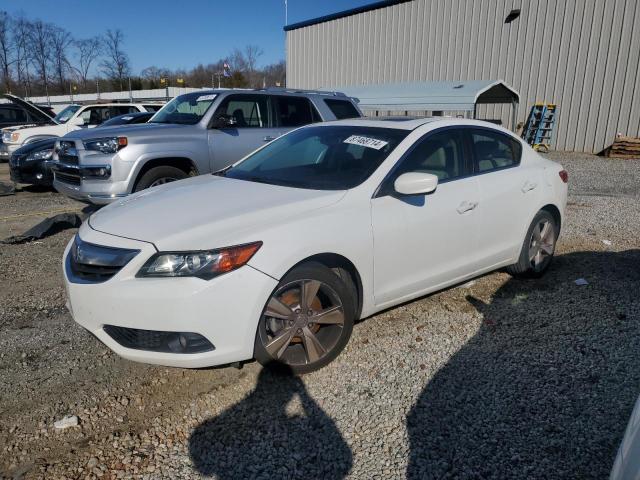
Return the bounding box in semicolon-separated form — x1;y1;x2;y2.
9;154;25;167
103;325;214;353
55;170;81;185
67;236;139;283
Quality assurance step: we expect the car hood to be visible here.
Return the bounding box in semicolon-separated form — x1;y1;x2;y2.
64;122;190;140
3;94;56;124
89;174;346;250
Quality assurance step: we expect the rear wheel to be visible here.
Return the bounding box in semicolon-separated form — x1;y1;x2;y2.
254;262;355;374
507;210;557;278
134;166;188;192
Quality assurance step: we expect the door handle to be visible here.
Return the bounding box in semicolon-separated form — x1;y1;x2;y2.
457;201;478;214
263;136;276;142
521;181;538;193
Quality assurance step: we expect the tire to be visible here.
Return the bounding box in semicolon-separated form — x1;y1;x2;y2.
254;262;356;374
507;210;557;278
134;166;188;192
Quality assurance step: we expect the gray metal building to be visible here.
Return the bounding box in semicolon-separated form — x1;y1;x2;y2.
285;0;640;152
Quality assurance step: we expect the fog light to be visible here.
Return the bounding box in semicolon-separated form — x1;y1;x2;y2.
36;173;43;179
80;166;111;179
103;325;214;354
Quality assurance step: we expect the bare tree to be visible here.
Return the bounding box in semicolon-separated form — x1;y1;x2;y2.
50;26;73;92
100;29;130;90
0;11;14;93
244;45;264;74
74;36;101;89
12;16;32;96
29;19;54;101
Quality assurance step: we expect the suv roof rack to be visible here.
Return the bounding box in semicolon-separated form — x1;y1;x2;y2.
257;87;347;97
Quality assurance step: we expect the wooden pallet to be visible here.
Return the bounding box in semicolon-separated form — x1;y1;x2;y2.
605;135;640;158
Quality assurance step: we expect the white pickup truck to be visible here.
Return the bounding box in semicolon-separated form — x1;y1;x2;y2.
0;95;161;159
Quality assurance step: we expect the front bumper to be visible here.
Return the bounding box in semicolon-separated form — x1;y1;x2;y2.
0;142;11;160
9;158;54;186
63;224;278;368
52;162;125;205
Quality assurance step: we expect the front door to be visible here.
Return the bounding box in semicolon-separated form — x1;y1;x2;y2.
208;94;281;171
371;128;481;306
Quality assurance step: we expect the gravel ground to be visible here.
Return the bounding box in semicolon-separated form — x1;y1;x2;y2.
0;152;639;479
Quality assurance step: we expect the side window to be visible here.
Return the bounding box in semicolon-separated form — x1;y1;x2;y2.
324;99;360;120
111;106;139;116
80;107;110;126
214;95;268;128
392;129;468;182
273;96;317;127
471;129;522;173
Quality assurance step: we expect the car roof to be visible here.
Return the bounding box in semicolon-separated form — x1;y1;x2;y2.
316;117;514;132
189;88;353;99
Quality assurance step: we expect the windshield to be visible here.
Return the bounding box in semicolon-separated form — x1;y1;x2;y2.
225;125;409;190
54;105;81;124
149;92;216;125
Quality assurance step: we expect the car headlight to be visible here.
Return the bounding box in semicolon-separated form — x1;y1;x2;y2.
26;149;53;162
5;131;20;143
1;131;11;143
83;136;127;154
137;242;262;279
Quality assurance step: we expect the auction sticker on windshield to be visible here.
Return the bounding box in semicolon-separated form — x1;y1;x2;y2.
196;94;217;102
343;135;389;150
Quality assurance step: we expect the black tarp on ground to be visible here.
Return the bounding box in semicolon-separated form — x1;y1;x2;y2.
0;181;15;196
1;213;83;244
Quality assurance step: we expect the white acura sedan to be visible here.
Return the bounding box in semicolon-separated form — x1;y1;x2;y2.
63;118;568;373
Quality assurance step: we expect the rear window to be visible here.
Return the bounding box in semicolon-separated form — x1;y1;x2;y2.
471;129;522;173
324;99;360;120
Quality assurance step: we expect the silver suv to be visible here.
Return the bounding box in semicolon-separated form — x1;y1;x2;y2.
52;88;362;204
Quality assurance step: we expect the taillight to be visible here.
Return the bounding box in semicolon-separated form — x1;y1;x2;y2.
559;170;568;183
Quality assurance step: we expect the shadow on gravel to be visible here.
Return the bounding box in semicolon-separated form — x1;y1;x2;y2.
407;249;640;479
189;367;352;479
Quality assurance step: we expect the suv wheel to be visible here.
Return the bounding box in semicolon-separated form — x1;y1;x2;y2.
134;166;188;192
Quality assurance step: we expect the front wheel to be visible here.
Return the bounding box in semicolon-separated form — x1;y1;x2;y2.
134;166;188;192
507;210;557;278
254;262;355;374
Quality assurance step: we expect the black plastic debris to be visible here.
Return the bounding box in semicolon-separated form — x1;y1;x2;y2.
0;181;15;196
1;212;83;244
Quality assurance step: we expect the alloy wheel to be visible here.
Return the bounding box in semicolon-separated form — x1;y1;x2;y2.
149;177;178;187
260;279;345;367
528;218;555;272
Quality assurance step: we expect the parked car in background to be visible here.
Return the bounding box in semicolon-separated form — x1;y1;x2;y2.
0;94;56;161
62;118;568;373
1;96;160;159
8;138;57;186
9;112;155;187
51;88;362;204
610;394;640;480
99;111;154;127
0;95;55;130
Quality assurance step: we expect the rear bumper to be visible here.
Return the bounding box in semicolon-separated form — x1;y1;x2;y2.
63;225;278;368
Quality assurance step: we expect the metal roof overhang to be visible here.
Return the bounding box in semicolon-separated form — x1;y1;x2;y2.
325;80;520;112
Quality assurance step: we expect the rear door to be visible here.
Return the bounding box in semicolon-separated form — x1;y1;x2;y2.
469;128;543;267
272;95;322;138
207;94;278;171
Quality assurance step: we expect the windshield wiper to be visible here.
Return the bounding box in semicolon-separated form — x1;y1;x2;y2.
213;165;233;177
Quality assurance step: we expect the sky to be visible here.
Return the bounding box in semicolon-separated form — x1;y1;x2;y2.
0;0;374;75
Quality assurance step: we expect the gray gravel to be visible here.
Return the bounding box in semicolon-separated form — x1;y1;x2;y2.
1;152;639;479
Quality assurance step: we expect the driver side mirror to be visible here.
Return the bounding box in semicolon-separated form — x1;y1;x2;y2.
210;114;237;129
394;172;439;196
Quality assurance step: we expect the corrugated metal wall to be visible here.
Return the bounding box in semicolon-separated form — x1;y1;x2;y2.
286;0;640;152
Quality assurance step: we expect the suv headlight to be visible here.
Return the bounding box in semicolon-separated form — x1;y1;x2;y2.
83;136;127;154
26;149;53;162
137;242;262;280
